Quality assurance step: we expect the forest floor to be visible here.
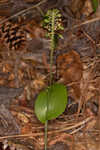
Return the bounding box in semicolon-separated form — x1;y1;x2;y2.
0;0;100;150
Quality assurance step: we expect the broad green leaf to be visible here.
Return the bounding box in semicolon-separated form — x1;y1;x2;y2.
91;0;98;12
35;83;68;123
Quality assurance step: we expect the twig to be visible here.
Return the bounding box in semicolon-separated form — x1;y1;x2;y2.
65;17;100;31
0;116;94;140
0;0;47;25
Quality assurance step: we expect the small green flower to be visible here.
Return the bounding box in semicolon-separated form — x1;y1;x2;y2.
42;9;64;41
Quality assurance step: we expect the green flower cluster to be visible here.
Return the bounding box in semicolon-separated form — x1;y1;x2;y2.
42;9;64;40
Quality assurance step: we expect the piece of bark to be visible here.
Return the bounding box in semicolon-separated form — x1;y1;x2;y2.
0;86;23;108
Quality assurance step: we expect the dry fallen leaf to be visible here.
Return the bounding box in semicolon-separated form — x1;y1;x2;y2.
8;73;15;81
0;78;7;85
21;123;32;134
57;50;83;84
81;0;93;17
3;63;13;73
57;50;83;100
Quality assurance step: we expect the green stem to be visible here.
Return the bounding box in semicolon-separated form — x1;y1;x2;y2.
45;121;48;150
50;10;55;85
44;10;55;150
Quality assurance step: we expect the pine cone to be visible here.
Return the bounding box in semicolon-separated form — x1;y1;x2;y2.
0;21;26;50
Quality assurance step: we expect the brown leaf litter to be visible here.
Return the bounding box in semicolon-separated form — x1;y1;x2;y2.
0;0;99;150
